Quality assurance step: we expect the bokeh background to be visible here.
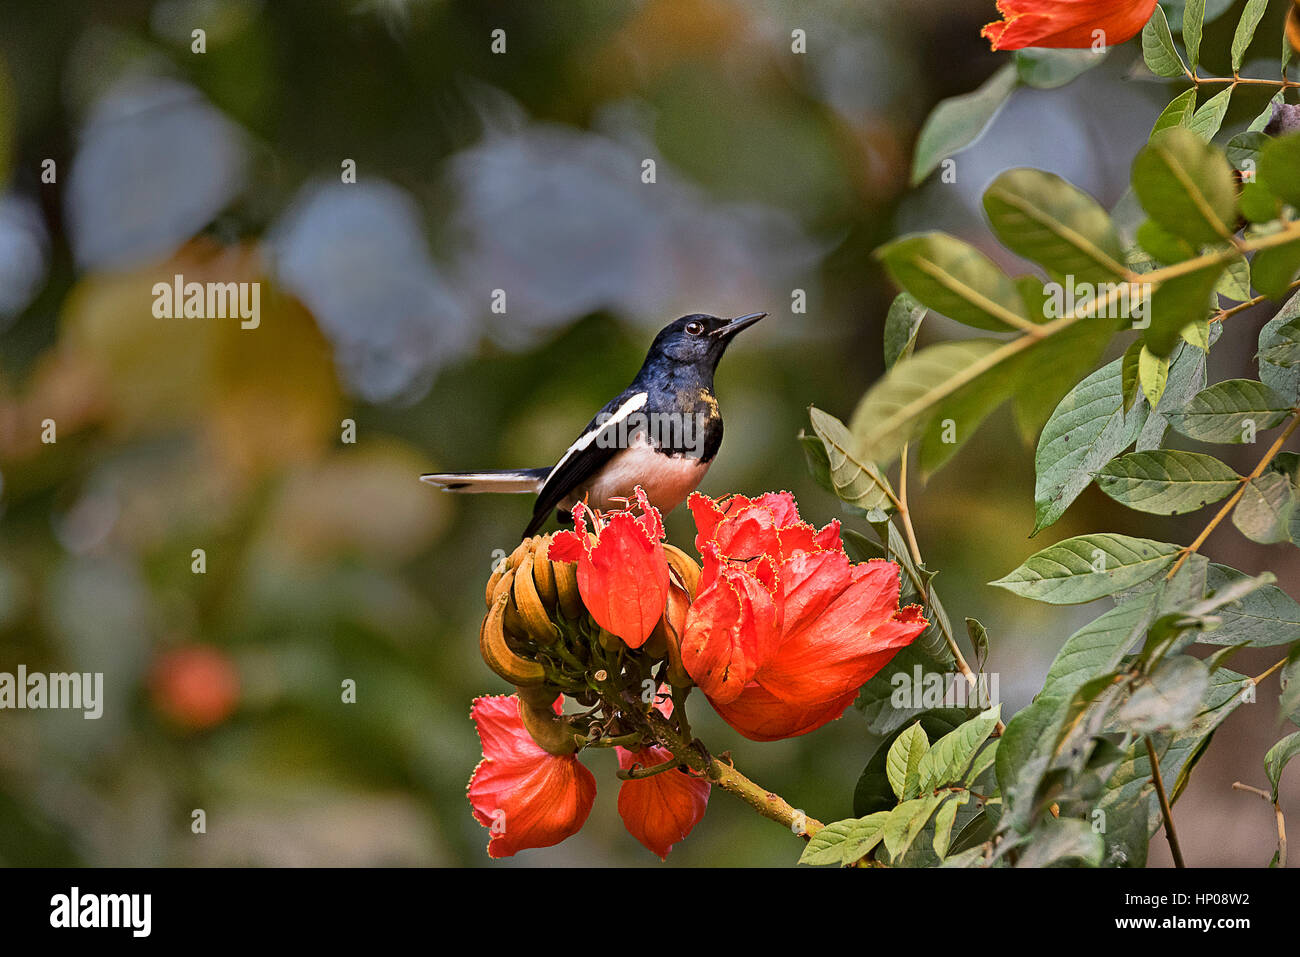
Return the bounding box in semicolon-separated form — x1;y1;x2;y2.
0;0;1294;866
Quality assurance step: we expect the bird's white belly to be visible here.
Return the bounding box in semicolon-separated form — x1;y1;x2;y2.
562;443;711;516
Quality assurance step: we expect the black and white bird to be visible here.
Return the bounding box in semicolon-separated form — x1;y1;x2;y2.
421;312;766;538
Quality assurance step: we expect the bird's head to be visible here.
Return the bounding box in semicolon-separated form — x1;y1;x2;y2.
646;312;767;369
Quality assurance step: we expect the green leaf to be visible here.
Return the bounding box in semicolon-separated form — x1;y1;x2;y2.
982;169;1126;282
1231;471;1295;544
1151;88;1198;136
1138;345;1169;408
1186;86;1232;140
1249;91;1286;133
1096;449;1240;515
1014;817;1104;868
797;812;891;866
967;617;990;672
852;317;1114;476
1279;646;1300;724
1230;0;1270;72
875;232;1032;332
883;292;926;370
932;791;970;860
1182;0;1206;69
1181;318;1211;351
1265;731;1300;801
1259;132;1300;208
1240;182;1283;224
1121;340;1143;412
1258;316;1300;367
1115;655;1211;733
1143;261;1224;358
854;644;957;735
1136;340;1209;451
1226;131;1266;176
1259;291;1300;402
1015;48;1107;89
990;534;1181;604
911;64;1018;186
881;793;947;863
1032;356;1148;533
1215;252;1252;303
886;722;930;801
1132;127;1236;246
1142;4;1188;77
855;710;972;816
1008;316;1117;441
808;406;894;516
1045;594;1159;696
1166;378;1292;443
917;706;1002;793
850;337;1002;467
1097;666;1250;865
1154;87;1190;137
1251;241;1300;301
1136;218;1195;263
1193;563;1300;647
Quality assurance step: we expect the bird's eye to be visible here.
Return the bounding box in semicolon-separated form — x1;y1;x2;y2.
686;321;704;336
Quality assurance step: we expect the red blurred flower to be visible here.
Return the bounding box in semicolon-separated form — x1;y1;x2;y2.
982;0;1158;50
549;486;670;647
682;492;927;741
149;645;240;730
468;695;596;859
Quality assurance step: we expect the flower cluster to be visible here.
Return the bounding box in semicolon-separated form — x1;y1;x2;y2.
465;488;926;859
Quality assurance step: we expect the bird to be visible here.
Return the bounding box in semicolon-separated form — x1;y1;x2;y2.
421;312;766;538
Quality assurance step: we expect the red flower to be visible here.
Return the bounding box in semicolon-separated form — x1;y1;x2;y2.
149;645;240;730
467;695;596;858
616;692;710;859
682;492;928;741
549;486;670;648
982;0;1158;50
616;746;711;859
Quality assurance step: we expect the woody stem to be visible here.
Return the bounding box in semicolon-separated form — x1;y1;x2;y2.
645;709;824;838
898;443;1000;732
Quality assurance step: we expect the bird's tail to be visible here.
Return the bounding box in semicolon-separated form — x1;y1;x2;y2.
420;467;550;494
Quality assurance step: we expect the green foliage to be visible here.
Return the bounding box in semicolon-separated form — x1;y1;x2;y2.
982;169;1126;282
808;711;999;867
1131;128;1235;247
1165;378;1291;443
812;6;1300;870
1230;0;1270;72
910;64;1017;186
1142;5;1187;78
990;534;1181;604
1096;449;1240;515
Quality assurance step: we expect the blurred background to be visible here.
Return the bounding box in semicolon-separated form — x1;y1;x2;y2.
0;0;1294;866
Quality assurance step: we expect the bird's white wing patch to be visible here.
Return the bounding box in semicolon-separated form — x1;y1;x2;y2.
549;391;648;476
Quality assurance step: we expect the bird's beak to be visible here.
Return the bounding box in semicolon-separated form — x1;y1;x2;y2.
711;311;767;339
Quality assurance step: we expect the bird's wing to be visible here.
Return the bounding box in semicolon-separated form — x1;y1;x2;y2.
525;390;649;536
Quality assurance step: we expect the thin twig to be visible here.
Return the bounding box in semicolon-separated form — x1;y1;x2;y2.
1167;413;1300;578
1146;735;1186;868
1233;782;1288;868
